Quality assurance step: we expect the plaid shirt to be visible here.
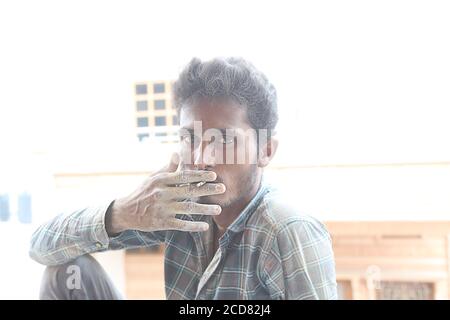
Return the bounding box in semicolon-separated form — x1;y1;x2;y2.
30;183;337;300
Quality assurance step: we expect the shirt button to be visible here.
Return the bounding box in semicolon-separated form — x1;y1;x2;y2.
95;242;103;248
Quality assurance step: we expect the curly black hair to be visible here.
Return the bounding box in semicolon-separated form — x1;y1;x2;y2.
173;57;278;137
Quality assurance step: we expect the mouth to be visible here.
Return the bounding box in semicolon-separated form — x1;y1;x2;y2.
176;167;224;191
195;181;207;187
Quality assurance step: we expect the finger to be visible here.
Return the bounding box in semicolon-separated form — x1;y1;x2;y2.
161;170;217;185
168;183;226;199
165;219;210;232
168;152;180;172
170;201;222;215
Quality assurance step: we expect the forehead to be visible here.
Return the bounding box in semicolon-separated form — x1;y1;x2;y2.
179;98;252;130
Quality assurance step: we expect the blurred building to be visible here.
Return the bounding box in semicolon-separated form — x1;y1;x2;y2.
0;189;33;224
134;80;179;143
0;194;11;222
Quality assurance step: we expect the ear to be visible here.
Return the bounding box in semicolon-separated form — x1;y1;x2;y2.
257;137;279;168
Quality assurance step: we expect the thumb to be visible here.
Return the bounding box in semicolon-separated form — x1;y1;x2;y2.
167;152;180;172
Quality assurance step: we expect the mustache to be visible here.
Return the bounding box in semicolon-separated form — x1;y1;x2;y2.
212;174;223;184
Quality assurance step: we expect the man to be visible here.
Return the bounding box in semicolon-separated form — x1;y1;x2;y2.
30;57;337;299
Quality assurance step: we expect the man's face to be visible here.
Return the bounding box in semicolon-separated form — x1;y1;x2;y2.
179;98;261;208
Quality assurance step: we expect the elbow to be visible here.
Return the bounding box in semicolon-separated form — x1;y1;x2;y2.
29;236;49;266
28;244;61;267
28;227;55;266
28;247;47;266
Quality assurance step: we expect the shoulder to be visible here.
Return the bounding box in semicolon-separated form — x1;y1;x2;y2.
250;185;331;241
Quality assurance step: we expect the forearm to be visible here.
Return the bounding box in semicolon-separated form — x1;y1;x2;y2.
29;200;167;266
29;157;221;266
29;202;112;266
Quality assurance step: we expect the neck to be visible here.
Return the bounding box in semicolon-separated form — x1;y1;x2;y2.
213;178;262;237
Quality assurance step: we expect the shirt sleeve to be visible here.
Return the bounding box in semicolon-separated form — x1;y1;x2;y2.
260;218;338;300
29;200;166;266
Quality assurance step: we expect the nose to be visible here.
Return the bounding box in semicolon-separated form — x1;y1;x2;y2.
193;140;216;170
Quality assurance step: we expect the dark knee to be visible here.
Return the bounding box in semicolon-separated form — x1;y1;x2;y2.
40;254;121;300
40;255;100;299
67;254;101;271
43;255;98;281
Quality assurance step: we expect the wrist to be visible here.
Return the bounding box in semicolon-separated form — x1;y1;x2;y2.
105;199;128;236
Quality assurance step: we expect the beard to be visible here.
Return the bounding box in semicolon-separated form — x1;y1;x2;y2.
197;165;259;208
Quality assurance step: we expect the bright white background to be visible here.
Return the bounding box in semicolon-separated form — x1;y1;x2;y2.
0;0;449;299
1;0;449;163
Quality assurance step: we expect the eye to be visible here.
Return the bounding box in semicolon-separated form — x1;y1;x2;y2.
180;134;202;148
180;134;193;144
179;135;187;143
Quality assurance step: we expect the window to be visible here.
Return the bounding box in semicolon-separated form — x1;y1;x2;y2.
0;194;10;222
136;84;148;95
136;100;148;111
137;117;149;127
172;115;178;125
154;99;166;110
18;192;32;224
137;133;149;142
155;116;166;126
153;83;165;93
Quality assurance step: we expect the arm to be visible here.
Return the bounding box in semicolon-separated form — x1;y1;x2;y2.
29;200;166;266
260;218;338;300
29;153;225;266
